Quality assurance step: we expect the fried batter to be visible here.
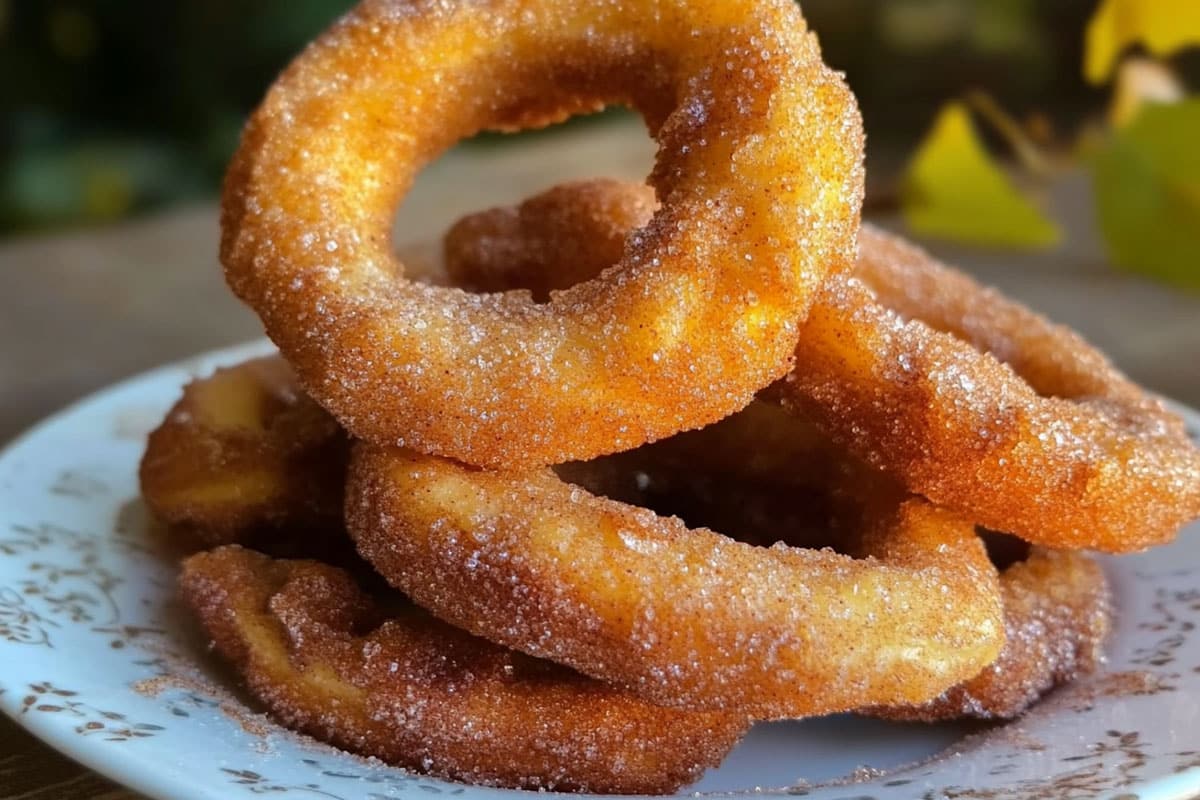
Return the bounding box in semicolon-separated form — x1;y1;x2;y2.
563;408;1112;722
182;546;748;793
444;180;1200;551
782;226;1200;552
148;358;1108;726
139;356;347;548
220;0;864;469
346;443;1003;719
870;544;1110;721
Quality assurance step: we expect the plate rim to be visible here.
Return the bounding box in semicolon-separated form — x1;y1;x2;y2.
0;340;276;800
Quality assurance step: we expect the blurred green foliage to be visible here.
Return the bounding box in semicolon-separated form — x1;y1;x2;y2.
1;0;350;231
1092;99;1200;288
0;0;1107;234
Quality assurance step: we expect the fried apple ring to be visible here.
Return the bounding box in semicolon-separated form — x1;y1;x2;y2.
346;444;1003;718
444;180;1200;550
147;364;1105;724
870;542;1110;721
139;356;347;548
182;546;747;794
220;0;865;469
559;412;1112;722
782;227;1200;553
444;178;660;303
149;358;1103;723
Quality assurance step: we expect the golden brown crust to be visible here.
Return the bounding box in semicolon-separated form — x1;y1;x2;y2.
181;546;747;793
442;180;1200;551
148;364;1107;726
139;356;347;549
568;409;1113;722
445;178;657;302
219;0;864;469
868;547;1111;721
346;443;1003;719
780;226;1200;553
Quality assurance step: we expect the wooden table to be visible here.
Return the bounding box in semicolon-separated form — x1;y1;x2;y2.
1;119;1198;799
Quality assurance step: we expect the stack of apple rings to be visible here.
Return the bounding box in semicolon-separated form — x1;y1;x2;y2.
141;0;1200;793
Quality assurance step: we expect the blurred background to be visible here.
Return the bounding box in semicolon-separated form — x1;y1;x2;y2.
1;0;1177;234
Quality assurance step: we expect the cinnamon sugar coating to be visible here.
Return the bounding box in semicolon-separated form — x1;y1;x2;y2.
181;546;747;793
220;0;865;469
346;443;1003;719
445;179;660;300
443;180;1200;550
146;364;1109;727
870;545;1111;721
559;405;1112;723
139;356;347;548
782;226;1200;552
146;364;1109;728
445;178;660;302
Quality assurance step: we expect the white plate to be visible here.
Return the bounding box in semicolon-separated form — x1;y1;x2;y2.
2;339;1199;800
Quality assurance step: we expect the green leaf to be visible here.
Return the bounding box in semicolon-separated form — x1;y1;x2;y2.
1091;99;1200;289
901;102;1061;250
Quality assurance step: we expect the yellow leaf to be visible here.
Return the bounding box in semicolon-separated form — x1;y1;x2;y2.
1084;0;1200;85
901;102;1061;250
